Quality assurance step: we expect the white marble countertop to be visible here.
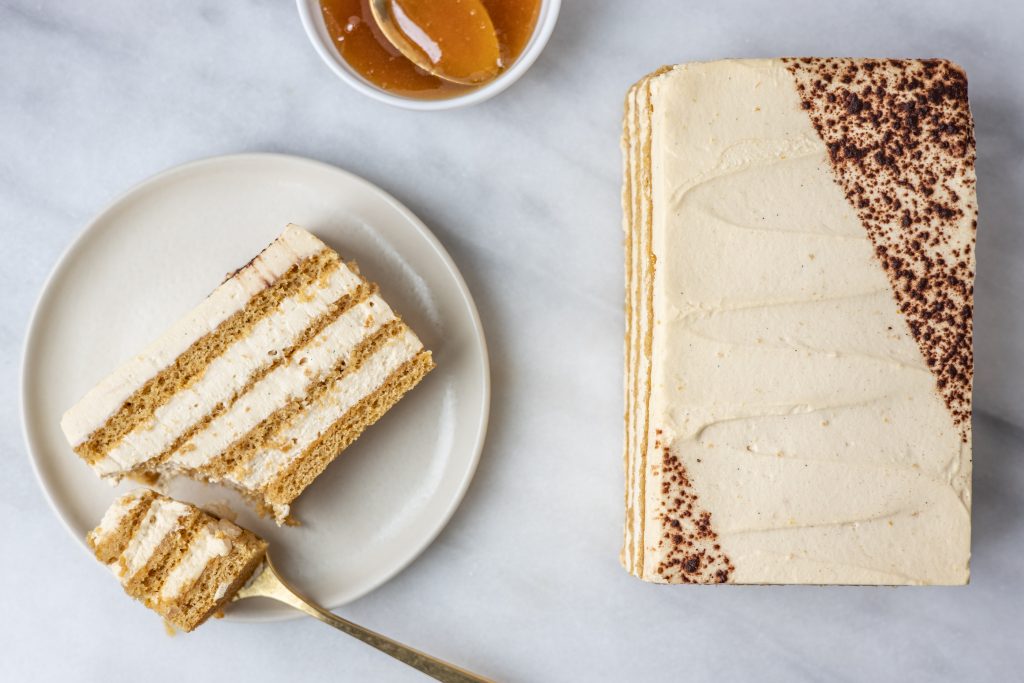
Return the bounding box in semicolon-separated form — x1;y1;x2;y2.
3;1;1023;681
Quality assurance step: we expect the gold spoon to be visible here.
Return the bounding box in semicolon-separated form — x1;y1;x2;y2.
368;0;502;85
236;555;492;683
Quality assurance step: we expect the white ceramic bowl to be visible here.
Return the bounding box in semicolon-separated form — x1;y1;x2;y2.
297;0;560;110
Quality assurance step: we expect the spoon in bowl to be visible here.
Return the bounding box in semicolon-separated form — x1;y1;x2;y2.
368;0;503;85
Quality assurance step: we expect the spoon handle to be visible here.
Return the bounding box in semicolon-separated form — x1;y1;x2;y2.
236;557;492;683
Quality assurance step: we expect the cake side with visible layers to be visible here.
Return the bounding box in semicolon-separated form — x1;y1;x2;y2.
621;68;674;579
62;224;435;523
88;490;267;632
621;59;974;585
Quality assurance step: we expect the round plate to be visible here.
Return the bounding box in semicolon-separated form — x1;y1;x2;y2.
20;153;489;622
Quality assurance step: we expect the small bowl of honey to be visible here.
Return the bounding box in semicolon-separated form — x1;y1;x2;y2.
297;0;559;110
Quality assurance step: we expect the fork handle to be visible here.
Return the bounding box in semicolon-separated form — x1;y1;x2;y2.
256;564;492;683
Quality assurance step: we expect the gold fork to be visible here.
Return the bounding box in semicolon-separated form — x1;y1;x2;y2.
235;555;492;682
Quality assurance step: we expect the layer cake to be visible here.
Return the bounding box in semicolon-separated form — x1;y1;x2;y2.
62;224;435;523
622;59;976;584
88;489;267;631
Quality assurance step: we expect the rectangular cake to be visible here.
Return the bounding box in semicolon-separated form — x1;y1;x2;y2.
88;489;267;631
622;59;976;584
62;224;435;523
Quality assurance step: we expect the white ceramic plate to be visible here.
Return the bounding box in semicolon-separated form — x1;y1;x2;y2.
21;153;489;622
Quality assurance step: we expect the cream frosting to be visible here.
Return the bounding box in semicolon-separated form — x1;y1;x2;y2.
213;580;233;602
61;224;324;447
230;328;422;489
89;489;147;546
159;519;241;600
116;498;190;582
166;294;395;472
93;261;363;476
632;60;971;585
227;328;423;510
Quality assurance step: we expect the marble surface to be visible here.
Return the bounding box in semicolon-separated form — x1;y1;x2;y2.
2;1;1022;681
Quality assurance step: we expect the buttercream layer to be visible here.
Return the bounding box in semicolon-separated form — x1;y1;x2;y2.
166;293;395;474
116;497;191;582
159;519;240;600
92;261;364;476
89;488;148;547
231;327;425;508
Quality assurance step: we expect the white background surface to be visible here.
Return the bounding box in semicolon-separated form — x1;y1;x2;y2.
2;1;1022;681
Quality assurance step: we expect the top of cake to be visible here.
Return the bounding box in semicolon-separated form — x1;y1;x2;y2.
786;58;976;430
622;59;975;585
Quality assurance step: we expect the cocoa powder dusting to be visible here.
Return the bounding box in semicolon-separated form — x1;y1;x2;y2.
652;442;733;583
784;58;977;439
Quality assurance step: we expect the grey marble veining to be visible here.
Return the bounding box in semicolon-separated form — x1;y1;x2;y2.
2;1;1022;681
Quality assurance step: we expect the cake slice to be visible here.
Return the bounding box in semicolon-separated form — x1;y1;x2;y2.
61;224;435;523
622;59;976;585
88;489;267;631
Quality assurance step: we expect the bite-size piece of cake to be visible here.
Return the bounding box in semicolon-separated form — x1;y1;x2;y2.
88;489;267;632
61;224;435;523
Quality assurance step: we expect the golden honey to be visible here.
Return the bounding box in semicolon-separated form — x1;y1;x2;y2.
320;0;541;99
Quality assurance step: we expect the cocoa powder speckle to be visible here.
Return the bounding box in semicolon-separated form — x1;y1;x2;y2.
784;58;977;439
654;444;733;583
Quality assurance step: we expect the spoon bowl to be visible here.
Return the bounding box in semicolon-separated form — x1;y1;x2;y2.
368;0;502;85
